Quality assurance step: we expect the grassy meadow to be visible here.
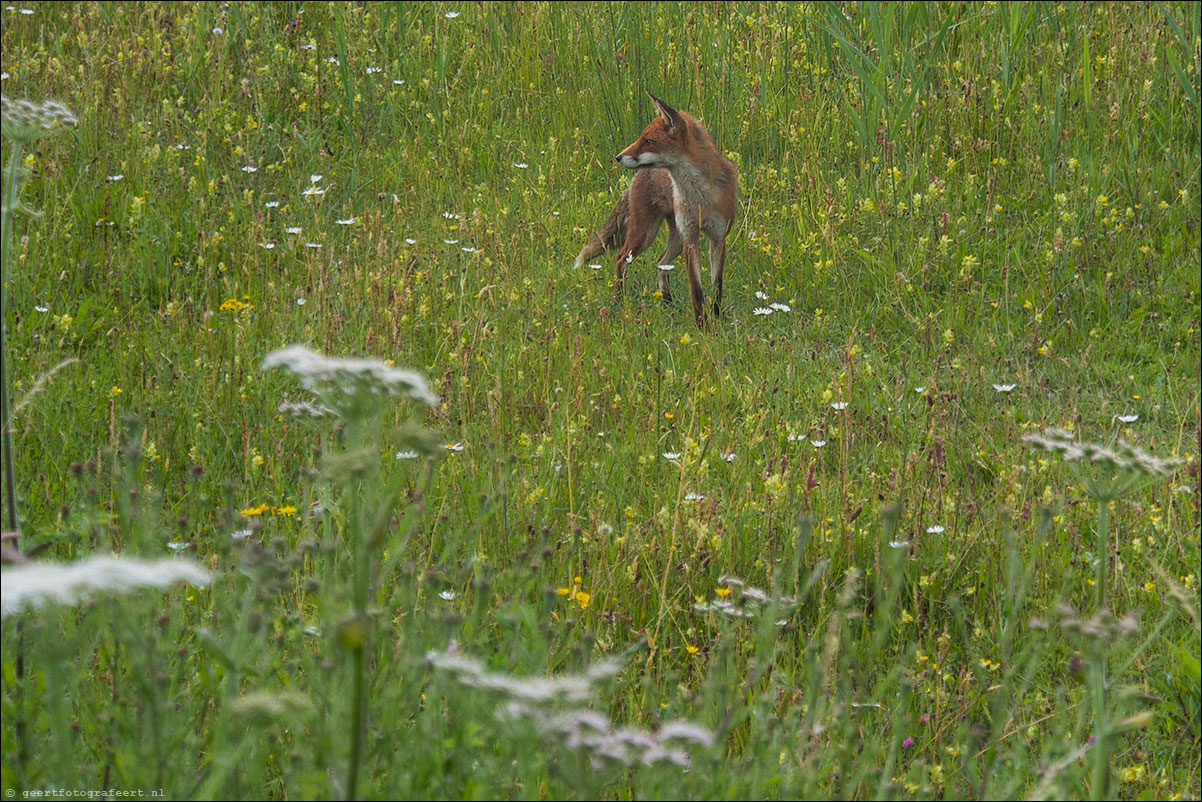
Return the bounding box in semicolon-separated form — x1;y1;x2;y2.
1;1;1200;798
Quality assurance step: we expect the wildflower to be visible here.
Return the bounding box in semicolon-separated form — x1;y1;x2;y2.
296;298;306;306
106;173;124;182
769;303;791;312
335;217;356;225
888;540;910;548
1117;414;1138;423
444;11;460;18
662;451;681;460
753;307;773;316
427;642;621;705
2;555;209;617
992;383;1017;392
658;263;675;271
265;200;280;208
438;590;457;601
831;402;848;411
1023;428;1183;478
902;737;914;749
1;95;77;143
513;162;529;169
685;645;699;655
445;442;465;452
926;525;945;534
811;439;826;448
683;492;705;501
287;226;302;234
242;165;257;173
395;450;419;460
404;237;416;244
302;186;326;196
589;263;602;270
278;399;334;417
262;345;438;410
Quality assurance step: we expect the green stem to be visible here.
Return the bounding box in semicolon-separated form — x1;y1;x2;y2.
1094;493;1108;612
1;139;24;536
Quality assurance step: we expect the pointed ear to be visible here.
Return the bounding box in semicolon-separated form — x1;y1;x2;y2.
647;92;681;130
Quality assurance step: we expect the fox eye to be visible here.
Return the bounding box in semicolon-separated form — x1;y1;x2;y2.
643;137;653;146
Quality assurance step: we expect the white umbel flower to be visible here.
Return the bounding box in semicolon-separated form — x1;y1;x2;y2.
2;555;210;618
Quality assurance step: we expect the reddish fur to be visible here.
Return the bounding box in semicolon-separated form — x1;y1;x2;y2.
577;93;738;327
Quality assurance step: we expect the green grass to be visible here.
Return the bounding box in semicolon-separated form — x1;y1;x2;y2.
1;2;1199;799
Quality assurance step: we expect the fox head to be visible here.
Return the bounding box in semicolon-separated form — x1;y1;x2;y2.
616;93;687;170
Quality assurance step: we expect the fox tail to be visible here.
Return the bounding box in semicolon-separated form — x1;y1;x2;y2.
574;190;630;268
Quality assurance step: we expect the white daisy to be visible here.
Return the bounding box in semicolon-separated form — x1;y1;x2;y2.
992;383;1017;393
753;307;773;316
926;525;945;534
831;402;848;411
1117;414;1139;423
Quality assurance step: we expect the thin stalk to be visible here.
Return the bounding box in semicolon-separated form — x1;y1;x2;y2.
1;139;24;536
1094;494;1109;612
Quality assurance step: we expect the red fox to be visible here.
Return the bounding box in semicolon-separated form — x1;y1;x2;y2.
575;93;738;327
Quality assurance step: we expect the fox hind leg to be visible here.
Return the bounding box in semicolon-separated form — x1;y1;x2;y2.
656;222;683;306
615;217;663;299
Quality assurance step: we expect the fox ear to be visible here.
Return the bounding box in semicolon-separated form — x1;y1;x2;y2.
647;92;681;131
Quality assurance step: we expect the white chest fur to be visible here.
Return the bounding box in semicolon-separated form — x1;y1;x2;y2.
669;167;728;240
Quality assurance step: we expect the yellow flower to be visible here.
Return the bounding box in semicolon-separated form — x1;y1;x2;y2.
573;590;591;609
686;645;699;655
715;587;732;598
